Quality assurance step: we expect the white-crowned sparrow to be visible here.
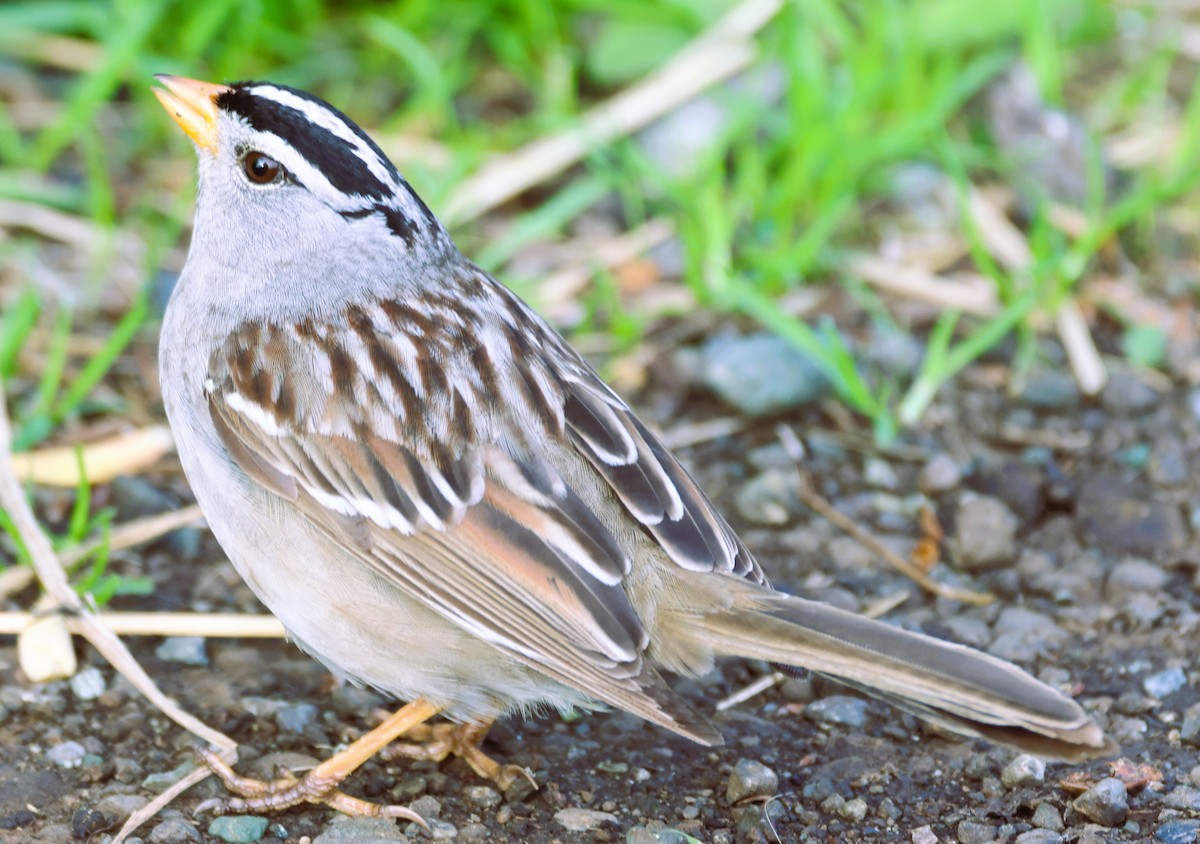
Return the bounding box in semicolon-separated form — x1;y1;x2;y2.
153;75;1112;818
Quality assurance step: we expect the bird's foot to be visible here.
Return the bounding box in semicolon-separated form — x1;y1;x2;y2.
383;720;536;791
194;748;427;825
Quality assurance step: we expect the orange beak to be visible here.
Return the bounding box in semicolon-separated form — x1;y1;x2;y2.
153;75;231;154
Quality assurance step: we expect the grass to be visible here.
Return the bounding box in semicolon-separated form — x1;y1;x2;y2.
0;0;1198;457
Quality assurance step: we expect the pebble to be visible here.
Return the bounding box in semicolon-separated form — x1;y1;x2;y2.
988;607;1068;662
457;823;489;843
1030;802;1063;831
148;818;202;843
1143;667;1187;699
312;815;410;843
839;797;868;822
956;819;997;843
463;785;500;808
1102;371;1161;412
970;462;1046;527
1072;777;1128;826
47;740;87;768
1075;474;1186;556
726;758;778;804
1018;368;1080;409
207;816;269;843
1000;754;1045;788
699;332;831;416
864;458;899;490
143;761;196;793
734;467;799;525
626;827;695;844
953;493;1018;570
554;807;617;831
70;666;106;701
804;695;869;729
72;808;107;839
426;820;457;840
1014;831;1062;844
1155;819;1200;843
911;825;938;844
1163;785;1200;811
97;793;150;818
919;453;961;493
1107;558;1169;595
408;795;441;821
1181;703;1200;745
275;702;318;733
155;636;208;666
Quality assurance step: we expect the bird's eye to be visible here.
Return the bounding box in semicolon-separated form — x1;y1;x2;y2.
243;151;282;184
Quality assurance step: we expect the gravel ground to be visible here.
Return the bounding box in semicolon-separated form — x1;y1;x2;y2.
2;331;1199;844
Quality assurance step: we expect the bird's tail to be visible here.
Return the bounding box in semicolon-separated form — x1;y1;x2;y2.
676;586;1114;761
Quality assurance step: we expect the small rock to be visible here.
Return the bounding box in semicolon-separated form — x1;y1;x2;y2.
1155;819;1200;844
312;816;410;843
72;808;107;839
699;332;831;416
1143;667;1187;699
554;808;617;831
1076;474;1186;556
919;453;961;493
953;493;1018;570
155;636;207;666
426;820;457;840
275;703;318;733
142;761;196;793
804;695;868;729
1163;785;1200;811
1001;754;1045;788
208;816;269;843
148;818;202;843
463;785;500;808
956;819;997;843
1014;831;1062;844
1018;368;1080;409
458;823;489;843
47;740;87;768
734;468;799;525
839;797;868;822
70;666;106;701
864;458;899;490
408;795;441;821
1107;558;1169;595
1072;777;1128;826
988;607;1068;662
97;793;149;818
727;758;778;804
970;462;1046;527
1030;802;1063;831
597;759;628;774
911;825;938;844
1181;703;1200;746
1102;371;1160;412
626;827;694;844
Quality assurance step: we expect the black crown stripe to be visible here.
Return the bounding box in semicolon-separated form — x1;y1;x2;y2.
217;83;400;202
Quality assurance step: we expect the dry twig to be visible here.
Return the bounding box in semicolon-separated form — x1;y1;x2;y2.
776;425;993;605
0;385;235;842
441;0;784;223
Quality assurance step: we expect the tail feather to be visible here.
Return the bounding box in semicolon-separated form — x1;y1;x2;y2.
692;590;1113;761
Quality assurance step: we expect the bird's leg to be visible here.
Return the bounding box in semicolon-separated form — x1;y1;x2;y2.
383;719;535;791
196;698;442;822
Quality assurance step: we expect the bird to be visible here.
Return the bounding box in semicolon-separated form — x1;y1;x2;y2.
152;74;1112;819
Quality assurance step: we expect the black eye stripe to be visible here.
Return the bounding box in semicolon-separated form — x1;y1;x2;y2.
216;84;397;200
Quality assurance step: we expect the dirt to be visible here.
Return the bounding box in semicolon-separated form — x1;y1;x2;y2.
1;333;1199;844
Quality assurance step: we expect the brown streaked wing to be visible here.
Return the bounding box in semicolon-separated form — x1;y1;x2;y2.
555;370;766;585
204;316;720;742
